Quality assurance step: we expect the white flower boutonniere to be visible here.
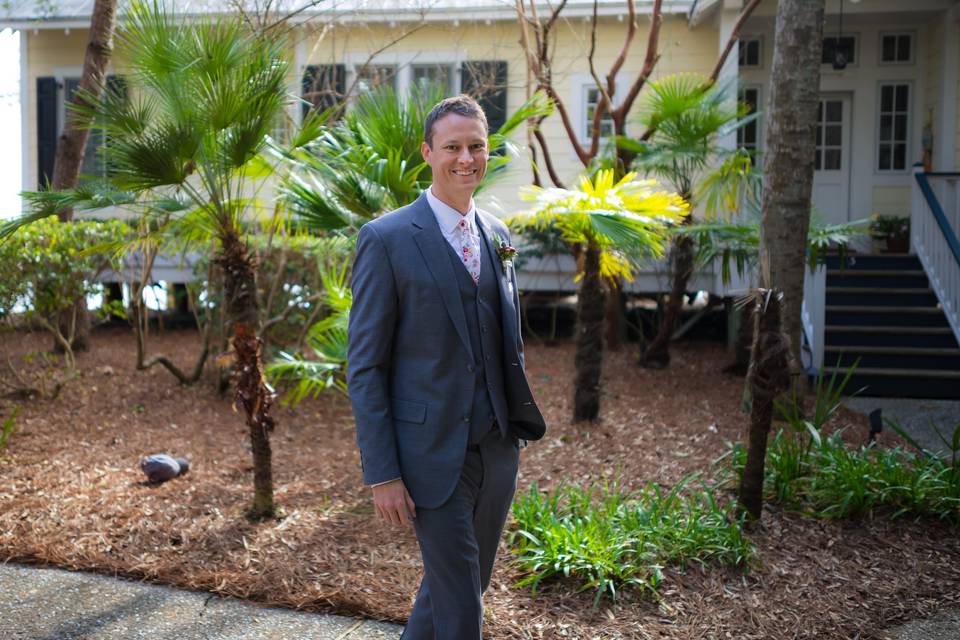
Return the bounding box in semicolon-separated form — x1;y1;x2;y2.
493;234;519;269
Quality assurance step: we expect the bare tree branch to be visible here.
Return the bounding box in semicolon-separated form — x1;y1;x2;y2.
614;0;662;128
709;0;764;83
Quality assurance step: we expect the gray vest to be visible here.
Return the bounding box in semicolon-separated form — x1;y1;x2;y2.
444;226;509;443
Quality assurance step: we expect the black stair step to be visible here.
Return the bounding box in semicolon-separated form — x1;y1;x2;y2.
825;306;949;327
823;367;960;399
825;346;960;370
824;254;922;270
825;287;938;307
826;269;929;288
824;325;959;349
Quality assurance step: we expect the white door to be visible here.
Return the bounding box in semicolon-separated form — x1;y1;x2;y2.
812;95;852;226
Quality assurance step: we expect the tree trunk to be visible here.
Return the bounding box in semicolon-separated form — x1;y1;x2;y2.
50;0;118;352
573;242;604;422
738;289;791;521
603;276;624;351
757;0;824;376
218;232;277;520
639;216;695;369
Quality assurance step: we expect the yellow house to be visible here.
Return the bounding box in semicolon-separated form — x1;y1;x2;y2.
3;0;960;397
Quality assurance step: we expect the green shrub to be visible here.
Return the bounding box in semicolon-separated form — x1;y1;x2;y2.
725;366;960;523
510;477;753;604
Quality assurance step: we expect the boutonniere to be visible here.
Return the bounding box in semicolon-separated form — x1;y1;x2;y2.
493;234;519;269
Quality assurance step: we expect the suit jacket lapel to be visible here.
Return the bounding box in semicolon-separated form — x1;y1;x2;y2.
476;211;520;347
410;194;475;361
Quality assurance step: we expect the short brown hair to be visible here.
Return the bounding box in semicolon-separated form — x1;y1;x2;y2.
423;95;489;148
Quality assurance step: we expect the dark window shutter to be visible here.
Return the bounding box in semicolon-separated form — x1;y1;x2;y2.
460;61;508;134
36;76;58;188
98;74;128;177
302;64;346;118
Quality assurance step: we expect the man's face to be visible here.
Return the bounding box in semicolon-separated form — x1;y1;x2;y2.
421;113;488;204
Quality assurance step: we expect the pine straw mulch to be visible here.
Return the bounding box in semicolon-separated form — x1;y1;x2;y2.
1;327;959;640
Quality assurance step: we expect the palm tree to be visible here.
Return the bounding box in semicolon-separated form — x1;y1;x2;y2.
622;73;756;369
9;1;290;519
517;169;687;422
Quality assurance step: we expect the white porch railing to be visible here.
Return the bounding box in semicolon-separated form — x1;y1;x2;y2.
911;165;960;345
801;264;826;372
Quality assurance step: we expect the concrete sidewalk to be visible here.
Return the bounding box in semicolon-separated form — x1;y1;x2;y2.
0;563;402;640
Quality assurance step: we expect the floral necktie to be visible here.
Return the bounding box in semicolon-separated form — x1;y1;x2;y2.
456;218;481;285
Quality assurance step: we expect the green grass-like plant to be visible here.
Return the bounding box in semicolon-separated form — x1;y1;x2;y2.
725;366;960;523
510;477;753;604
0;407;18;451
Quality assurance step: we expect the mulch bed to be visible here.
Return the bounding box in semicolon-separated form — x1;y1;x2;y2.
1;327;959;639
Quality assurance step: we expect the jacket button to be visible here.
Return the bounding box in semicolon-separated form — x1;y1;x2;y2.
462;414;471;422
467;364;475;373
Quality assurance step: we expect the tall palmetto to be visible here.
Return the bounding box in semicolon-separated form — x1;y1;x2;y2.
268;87;552;401
14;1;290;519
518;169;687;422
622;73;755;369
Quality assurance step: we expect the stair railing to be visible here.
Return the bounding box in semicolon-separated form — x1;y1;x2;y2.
912;164;960;345
801;263;826;372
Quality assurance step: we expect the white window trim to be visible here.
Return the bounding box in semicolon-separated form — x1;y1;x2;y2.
737;84;763;152
875;80;913;175
878;31;916;66
340;50;464;99
569;72;628;149
738;36;763;70
821;32;860;69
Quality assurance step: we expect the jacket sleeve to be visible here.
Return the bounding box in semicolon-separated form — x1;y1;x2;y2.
507;227;526;370
347;223;402;486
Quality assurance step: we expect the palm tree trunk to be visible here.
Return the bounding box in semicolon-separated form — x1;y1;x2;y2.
573;241;604;422
218;231;276;519
639;216;694;369
51;0;118;353
738;289;791;521
758;0;824;376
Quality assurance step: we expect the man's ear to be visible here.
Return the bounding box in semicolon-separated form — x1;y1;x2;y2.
420;141;431;162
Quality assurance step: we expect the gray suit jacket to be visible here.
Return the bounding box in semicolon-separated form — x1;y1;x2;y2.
347;192;546;509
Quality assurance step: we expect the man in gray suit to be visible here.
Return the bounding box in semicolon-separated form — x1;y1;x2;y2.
347;95;546;639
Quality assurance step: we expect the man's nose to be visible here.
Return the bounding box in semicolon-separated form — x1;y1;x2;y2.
457;147;473;163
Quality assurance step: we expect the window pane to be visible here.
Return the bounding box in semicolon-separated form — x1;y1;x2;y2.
882;35;897;62
747;40;760;66
894;114;907;141
893;143;906;170
412;65;450;94
880;114;892;141
825;124;841;146
897;35;911;61
895;84;909;111
815;150;822;171
816;124;823;146
824;148;841;170
825;101;842;122
879;144;891;170
356;65;396;94
821;38;835;64
881;86;894;112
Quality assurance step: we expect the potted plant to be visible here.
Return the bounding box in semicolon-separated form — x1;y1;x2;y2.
869;214;910;253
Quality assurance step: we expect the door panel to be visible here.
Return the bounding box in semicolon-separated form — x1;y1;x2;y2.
812;95;852;226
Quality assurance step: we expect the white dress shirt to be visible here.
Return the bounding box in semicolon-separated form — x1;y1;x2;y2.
426;187;482;280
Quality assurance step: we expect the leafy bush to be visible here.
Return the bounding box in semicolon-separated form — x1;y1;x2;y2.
0;406;17;451
0;217;130;362
510;477;753;604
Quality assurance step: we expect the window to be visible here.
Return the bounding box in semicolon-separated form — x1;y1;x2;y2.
737;87;761;152
63;78;105;177
411;64;453;95
355;64;398;95
583;86;614;142
301;64;345;117
822;36;857;66
815;99;844;171
877;83;910;171
738;38;761;68
880;33;913;64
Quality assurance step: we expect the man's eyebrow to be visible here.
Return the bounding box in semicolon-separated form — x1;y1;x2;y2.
439;137;487;146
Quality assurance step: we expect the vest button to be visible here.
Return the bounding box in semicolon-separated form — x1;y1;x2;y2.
467;364;475;373
462;414;470;422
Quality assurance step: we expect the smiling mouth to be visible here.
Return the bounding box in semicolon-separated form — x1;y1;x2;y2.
452;169;477;176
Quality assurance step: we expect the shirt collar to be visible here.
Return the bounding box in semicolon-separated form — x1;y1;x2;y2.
426;186;477;234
